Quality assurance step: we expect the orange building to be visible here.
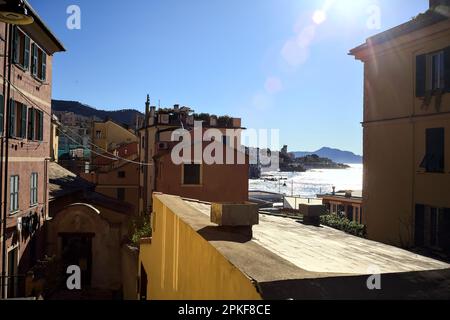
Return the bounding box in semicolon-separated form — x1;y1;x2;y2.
138;97;248;215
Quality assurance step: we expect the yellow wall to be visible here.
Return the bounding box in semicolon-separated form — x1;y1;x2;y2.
138;195;262;300
354;19;450;247
93;120;138;151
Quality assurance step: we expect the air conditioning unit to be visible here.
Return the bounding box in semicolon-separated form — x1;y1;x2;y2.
158;142;169;150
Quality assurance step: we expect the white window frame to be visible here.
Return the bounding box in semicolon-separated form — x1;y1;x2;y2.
10;175;19;214
30;172;38;206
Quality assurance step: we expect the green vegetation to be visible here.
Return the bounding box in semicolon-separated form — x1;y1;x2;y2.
320;214;366;238
131;214;152;246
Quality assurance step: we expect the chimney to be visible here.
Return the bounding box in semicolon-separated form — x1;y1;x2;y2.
211;202;259;238
332;186;336;195
145;94;150;126
430;0;450;7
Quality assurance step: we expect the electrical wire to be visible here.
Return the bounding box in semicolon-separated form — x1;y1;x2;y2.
4;77;155;166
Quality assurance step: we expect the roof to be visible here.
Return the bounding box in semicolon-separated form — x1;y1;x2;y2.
350;6;450;57
319;190;363;202
48;161;94;200
155;193;450;299
48;162;134;215
21;0;66;53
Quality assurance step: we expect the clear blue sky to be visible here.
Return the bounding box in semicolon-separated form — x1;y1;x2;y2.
30;0;428;154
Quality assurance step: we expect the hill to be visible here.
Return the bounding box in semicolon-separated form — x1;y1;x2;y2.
52;100;143;127
293;147;362;164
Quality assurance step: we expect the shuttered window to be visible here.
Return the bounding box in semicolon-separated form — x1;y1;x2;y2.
420;128;445;173
416;47;450;97
8;100;15;137
30;173;38;206
28;108;34;140
10;175;19;214
183;164;201;185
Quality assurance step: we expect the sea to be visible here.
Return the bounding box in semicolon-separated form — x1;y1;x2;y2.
249;164;363;198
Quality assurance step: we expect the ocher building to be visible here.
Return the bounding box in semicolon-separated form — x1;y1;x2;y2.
350;1;450;251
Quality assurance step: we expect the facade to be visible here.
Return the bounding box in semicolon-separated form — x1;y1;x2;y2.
53;110;94;160
139;193;450;300
0;2;65;298
350;1;450;251
138;98;247;215
92;119;138;153
319;190;364;224
44;162;137;299
81;143;140;216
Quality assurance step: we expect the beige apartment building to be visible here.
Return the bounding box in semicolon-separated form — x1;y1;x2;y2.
350;1;450;251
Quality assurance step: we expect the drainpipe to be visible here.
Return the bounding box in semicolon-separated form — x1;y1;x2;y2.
0;22;7;300
1;23;13;299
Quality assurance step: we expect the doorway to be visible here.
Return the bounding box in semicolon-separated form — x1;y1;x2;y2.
7;247;18;298
60;233;94;287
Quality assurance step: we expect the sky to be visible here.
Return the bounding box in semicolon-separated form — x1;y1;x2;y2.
29;0;428;155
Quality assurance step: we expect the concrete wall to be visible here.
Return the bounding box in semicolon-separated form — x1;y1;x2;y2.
138;195;261;300
47;204;128;291
354;18;450;247
155;144;248;203
121;245;138;300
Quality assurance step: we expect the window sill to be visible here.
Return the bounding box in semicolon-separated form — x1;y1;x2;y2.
9;211;19;216
30;204;38;209
181;184;203;188
14;62;28;73
31;74;45;84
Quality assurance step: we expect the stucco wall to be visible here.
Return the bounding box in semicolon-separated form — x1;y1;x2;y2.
138;195;261;300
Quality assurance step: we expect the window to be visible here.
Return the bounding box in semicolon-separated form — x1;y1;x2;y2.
10;175;19;213
7;100;26;139
30;173;38;206
27;108;34;140
117;188;125;201
31;43;47;81
183;164;201;185
420;128;444;173
118;171;126;178
13;27;30;70
430;52;445;91
95;130;102;139
416;48;450;97
415;205;450;251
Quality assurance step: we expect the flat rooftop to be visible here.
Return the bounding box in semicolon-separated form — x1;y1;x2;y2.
158;194;450;299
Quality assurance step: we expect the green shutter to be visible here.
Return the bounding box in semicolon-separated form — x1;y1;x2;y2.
0;95;4;135
38;111;43;141
31;44;38;77
41;51;47;81
13;26;19;64
21;104;27;138
8;100;15;137
24;35;30;70
27;108;33;140
416;54;426;97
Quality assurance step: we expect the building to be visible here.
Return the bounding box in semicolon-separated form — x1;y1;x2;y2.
0;1;65;298
319;190;364;224
92;119;138;153
138;193;450;300
138;97;247;215
53;110;95;161
350;1;450;252
43;162;137;299
81;142;140;216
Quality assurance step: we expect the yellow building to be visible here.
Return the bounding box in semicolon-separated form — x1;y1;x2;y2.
138;193;450;300
350;1;450;250
92;119;138;152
